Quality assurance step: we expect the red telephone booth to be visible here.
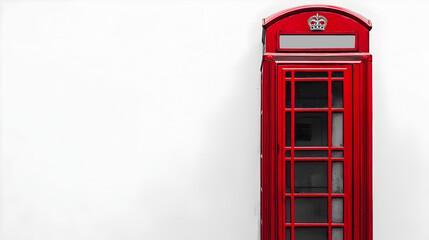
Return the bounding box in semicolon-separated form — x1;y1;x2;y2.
261;5;372;240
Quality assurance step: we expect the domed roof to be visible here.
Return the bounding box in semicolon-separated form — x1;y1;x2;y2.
263;5;372;30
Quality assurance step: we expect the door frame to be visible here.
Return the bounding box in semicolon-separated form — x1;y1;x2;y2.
276;64;353;240
261;54;372;240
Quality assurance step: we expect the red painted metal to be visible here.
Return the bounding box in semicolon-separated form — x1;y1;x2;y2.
262;5;371;53
278;65;353;240
263;5;372;30
261;5;372;240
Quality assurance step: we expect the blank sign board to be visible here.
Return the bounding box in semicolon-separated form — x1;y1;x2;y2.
279;35;356;49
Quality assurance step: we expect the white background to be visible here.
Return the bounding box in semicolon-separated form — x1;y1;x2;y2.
0;0;428;239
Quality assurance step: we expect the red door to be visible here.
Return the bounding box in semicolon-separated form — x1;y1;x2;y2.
277;65;353;240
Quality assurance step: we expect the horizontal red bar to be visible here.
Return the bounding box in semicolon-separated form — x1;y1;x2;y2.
280;67;348;71
285;78;331;81
285;193;345;197
285;158;345;161
285;223;345;227
285;108;344;112
284;78;344;82
285;147;344;150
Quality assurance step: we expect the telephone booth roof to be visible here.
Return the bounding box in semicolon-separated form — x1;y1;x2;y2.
263;5;372;30
262;5;372;53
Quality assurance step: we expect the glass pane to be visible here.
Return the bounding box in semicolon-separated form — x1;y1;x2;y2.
295;112;328;146
295;150;328;158
286;161;291;193
332;198;344;223
332;228;344;240
332;150;344;158
286;198;291;223
286;228;291;240
286;82;291;108
295;81;328;108
295;72;328;78
332;162;344;193
295;227;328;240
332;112;344;147
279;34;355;49
332;72;344;78
285;72;292;79
295;198;328;223
285;150;291;158
295;162;328;193
332;81;344;108
286;112;291;146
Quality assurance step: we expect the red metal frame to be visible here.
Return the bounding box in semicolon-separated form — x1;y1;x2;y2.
277;65;353;240
261;5;372;240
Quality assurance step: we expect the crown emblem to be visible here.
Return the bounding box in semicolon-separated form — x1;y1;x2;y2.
308;13;327;31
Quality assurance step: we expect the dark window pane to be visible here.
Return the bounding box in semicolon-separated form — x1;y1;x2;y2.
286;228;291;240
332;150;344;158
332;72;344;78
286;161;291;193
285;72;292;79
286;81;291;108
295;227;328;240
285;150;291;158
332;81;343;108
295;81;328;108
295;150;328;158
295;112;328;146
286;112;291;146
295;72;328;78
295;197;328;222
295;161;328;193
285;198;291;223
